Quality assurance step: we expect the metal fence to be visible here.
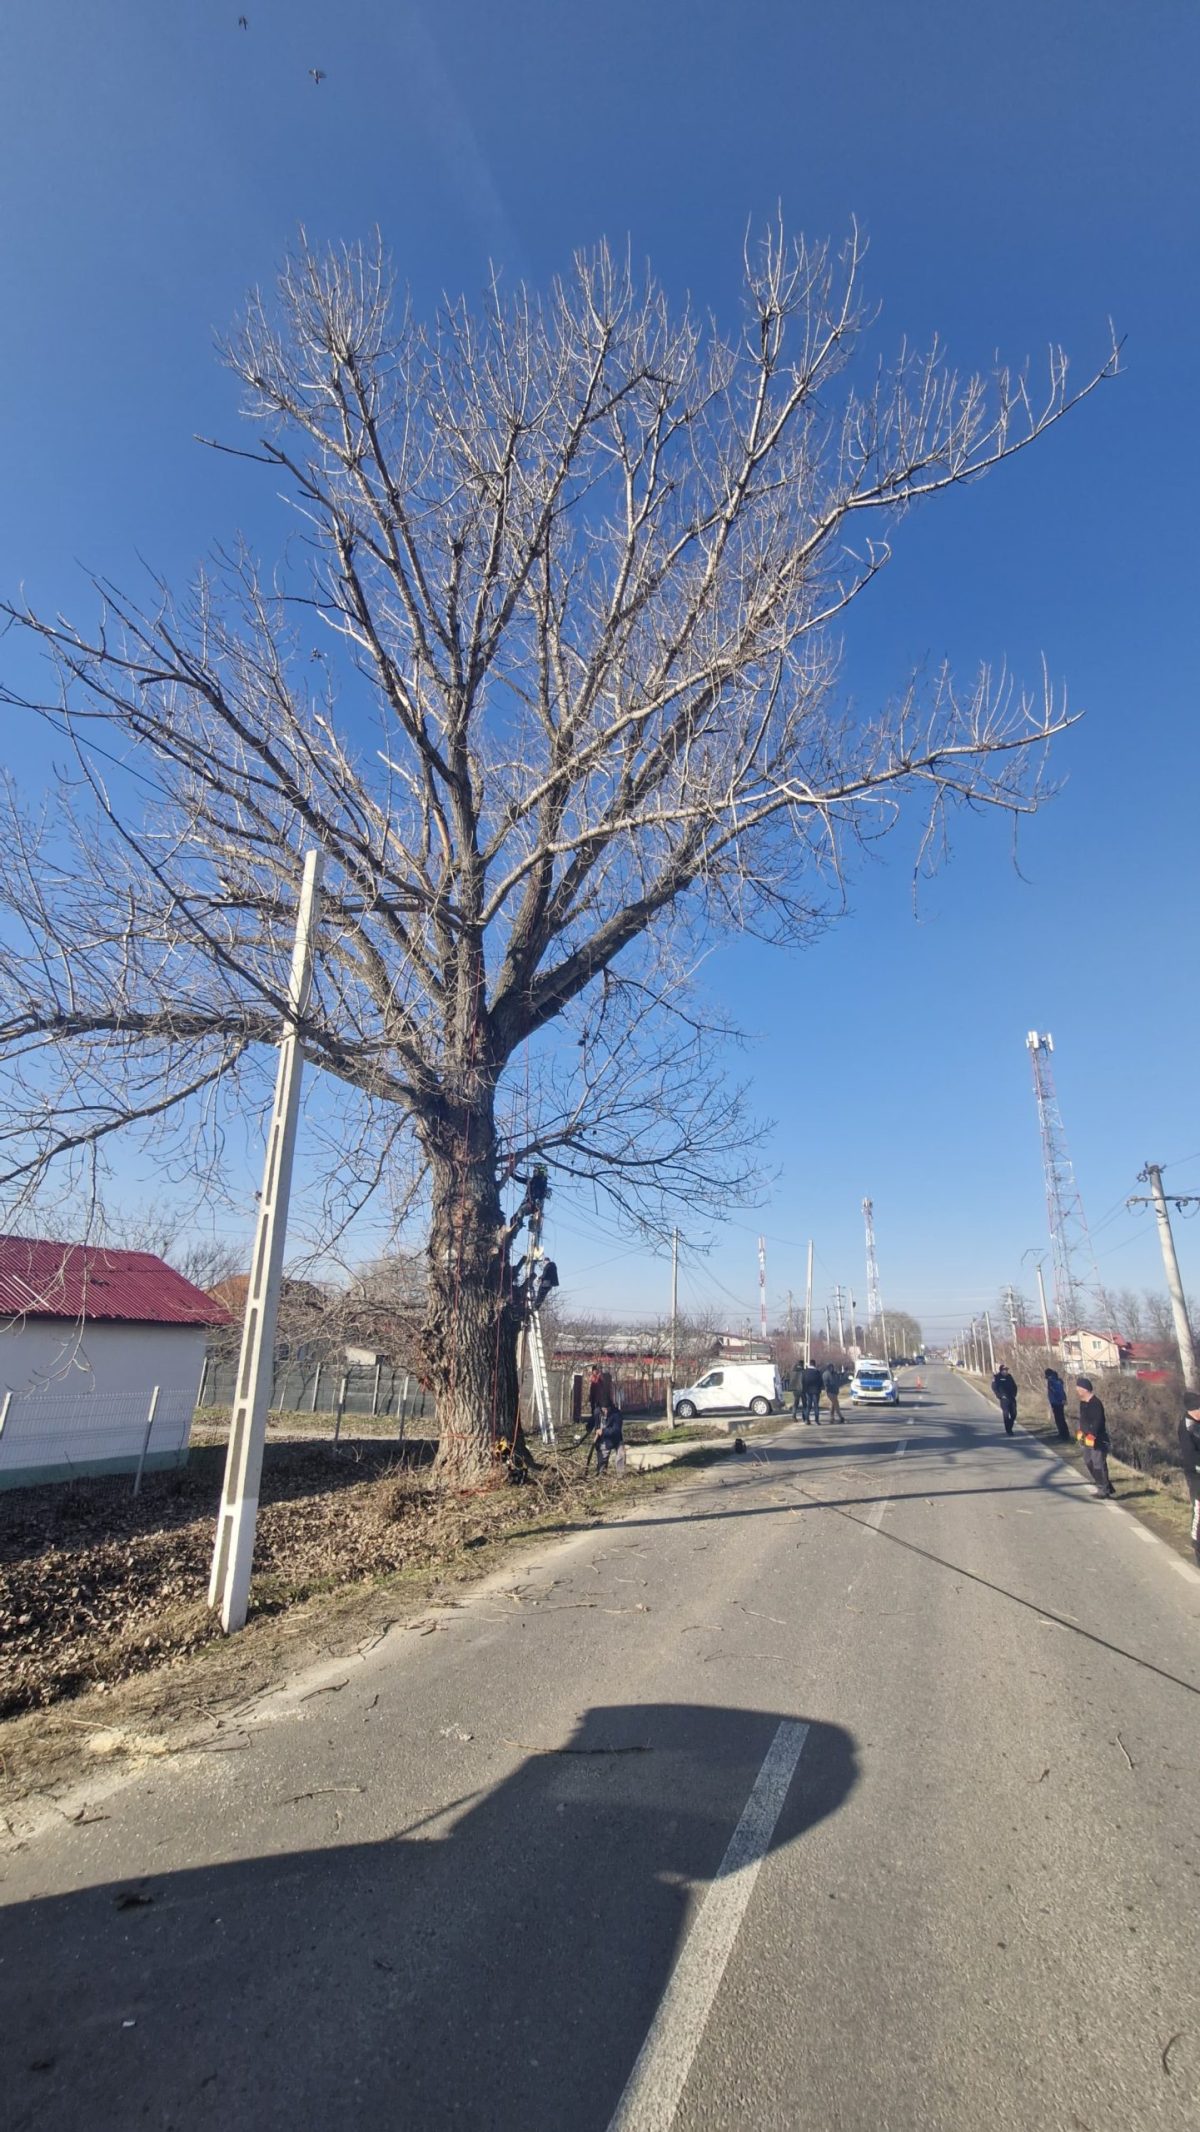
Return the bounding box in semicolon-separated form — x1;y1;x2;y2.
196;1353;660;1440
0;1384;196;1489
197;1355;433;1424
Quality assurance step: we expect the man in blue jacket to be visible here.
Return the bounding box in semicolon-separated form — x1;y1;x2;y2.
1044;1366;1070;1441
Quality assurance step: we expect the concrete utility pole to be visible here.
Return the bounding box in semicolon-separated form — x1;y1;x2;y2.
1128;1165;1198;1388
984;1310;996;1374
803;1239;814;1365
1034;1263;1054;1354
667;1227;679;1419
786;1288;794;1339
834;1285;846;1351
209;849;323;1634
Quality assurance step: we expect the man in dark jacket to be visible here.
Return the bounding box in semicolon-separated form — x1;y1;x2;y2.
801;1361;825;1424
991;1365;1018;1434
822;1362;844;1422
1180;1395;1200;1563
1075;1377;1115;1497
789;1358;806;1422
1044;1366;1070;1442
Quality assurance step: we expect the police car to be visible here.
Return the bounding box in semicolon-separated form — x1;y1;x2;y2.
851;1358;900;1407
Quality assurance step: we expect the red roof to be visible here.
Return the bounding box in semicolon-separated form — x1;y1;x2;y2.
0;1238;230;1327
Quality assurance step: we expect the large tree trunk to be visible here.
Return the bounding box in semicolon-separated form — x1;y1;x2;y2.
422;1095;521;1484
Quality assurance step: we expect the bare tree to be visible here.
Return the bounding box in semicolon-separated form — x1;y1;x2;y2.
867;1310;923;1359
0;228;1116;1478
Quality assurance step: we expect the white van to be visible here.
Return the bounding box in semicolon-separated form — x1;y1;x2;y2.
672;1361;781;1420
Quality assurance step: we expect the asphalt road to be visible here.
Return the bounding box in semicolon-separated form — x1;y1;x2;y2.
3;1367;1199;2131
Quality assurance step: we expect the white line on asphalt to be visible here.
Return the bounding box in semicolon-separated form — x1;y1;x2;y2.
865;1439;908;1530
605;1718;810;2132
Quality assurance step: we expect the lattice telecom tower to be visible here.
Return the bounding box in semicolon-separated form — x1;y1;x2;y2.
1026;1032;1101;1339
862;1198;884;1346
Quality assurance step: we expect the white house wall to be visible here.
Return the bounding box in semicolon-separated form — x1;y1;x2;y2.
0;1320;207;1484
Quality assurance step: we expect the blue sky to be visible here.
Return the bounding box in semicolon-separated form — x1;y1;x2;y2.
2;0;1197;1341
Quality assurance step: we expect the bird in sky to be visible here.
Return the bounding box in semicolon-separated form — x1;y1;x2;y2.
237;13;248;25
309;67;326;85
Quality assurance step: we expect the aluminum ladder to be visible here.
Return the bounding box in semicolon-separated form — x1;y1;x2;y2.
527;1307;556;1445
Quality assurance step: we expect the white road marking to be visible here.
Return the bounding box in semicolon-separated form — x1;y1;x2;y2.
865;1439;908;1530
606;1718;810;2132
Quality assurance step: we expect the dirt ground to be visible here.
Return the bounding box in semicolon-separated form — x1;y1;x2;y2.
0;1436;722;1821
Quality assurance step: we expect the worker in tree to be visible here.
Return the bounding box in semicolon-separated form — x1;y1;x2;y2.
1074;1377;1115;1497
1179;1393;1200;1563
529;1257;559;1312
991;1364;1019;1434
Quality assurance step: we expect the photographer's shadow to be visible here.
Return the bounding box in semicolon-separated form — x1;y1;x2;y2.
2;1702;857;2131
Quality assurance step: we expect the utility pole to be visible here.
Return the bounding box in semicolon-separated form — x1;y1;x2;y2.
834;1285;846;1351
209;849;323;1635
824;1303;832;1350
984;1310;996;1374
803;1239;814;1365
847;1292;858;1356
666;1226;679;1420
757;1234;768;1344
1034;1262;1053;1354
1004;1284;1020;1350
1128;1165;1199;1387
786;1288;794;1339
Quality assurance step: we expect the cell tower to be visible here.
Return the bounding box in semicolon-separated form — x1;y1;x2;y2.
862;1198;885;1350
1026;1032;1101;1338
757;1234;768;1341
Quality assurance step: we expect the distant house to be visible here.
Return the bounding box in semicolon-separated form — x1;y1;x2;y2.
0;1237;228;1488
1014;1323;1062;1350
1060;1327;1131;1375
1122;1340;1174;1383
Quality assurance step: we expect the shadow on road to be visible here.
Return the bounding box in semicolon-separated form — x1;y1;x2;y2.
0;1701;858;2132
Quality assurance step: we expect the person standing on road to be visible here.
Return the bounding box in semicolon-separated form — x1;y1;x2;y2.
991;1364;1019;1435
1179;1395;1200;1564
789;1357;806;1422
822;1361;844;1422
802;1360;824;1424
1074;1377;1115;1497
1044;1366;1070;1442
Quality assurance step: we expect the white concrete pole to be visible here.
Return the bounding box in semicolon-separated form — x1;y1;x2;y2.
209;849;323;1633
803;1239;814;1365
984;1311;996;1374
1035;1262;1053;1354
1142;1164;1198;1388
667;1226;679;1418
